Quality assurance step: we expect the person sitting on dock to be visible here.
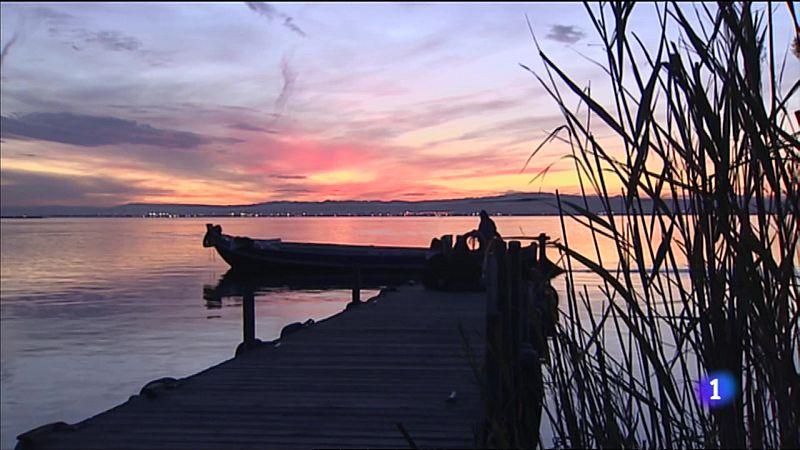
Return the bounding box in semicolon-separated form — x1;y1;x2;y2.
476;210;501;250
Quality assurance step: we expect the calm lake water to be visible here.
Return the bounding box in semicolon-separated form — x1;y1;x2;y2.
0;215;631;448
4;215;778;448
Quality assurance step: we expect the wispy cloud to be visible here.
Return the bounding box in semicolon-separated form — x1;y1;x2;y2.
0;32;19;72
424;115;565;147
338;94;528;141
1;112;241;149
269;174;307;180
275;54;297;111
546;24;585;44
245;2;306;37
59;28;171;66
80;30;141;52
34;7;172;67
271;186;313;195
31;6;73;22
228;122;278;133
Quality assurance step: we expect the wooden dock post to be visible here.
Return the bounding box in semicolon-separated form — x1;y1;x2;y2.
484;239;498;420
483;238;514;447
441;234;453;252
508;241;522;379
351;266;362;304
242;290;256;347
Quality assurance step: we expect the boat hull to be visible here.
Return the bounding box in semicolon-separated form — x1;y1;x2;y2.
203;224;428;275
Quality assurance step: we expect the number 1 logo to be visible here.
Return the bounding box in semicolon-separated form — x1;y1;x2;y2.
710;378;721;400
698;372;735;407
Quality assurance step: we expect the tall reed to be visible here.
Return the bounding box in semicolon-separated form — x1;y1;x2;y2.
523;2;799;448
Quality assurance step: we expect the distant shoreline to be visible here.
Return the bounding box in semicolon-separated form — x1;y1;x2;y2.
0;212;563;219
1;192;775;218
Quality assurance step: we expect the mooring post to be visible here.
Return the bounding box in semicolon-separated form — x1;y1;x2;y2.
537;233;549;262
242;289;256;346
352;266;362;304
508;239;522;421
496;241;510;365
520;249;530;345
524;233;549;448
494;240;516;443
508;241;522;366
483;238;502;446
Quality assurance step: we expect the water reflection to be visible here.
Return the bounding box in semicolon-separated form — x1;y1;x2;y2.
203;269;416;306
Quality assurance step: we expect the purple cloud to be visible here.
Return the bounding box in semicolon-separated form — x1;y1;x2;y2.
1;112;241;149
0;169;172;207
546;24;585;44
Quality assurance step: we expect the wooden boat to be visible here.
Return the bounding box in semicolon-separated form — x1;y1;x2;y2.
203;224;429;274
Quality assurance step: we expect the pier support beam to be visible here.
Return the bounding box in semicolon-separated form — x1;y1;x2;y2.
242;290;255;346
351;267;362;304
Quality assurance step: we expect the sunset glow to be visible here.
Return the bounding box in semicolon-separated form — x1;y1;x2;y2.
1;3;796;208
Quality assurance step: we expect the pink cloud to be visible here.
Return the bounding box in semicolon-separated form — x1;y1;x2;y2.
231;135;388;175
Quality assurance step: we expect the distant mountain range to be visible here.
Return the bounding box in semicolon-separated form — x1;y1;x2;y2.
1;192;658;218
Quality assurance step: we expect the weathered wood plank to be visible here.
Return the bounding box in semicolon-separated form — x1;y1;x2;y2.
18;285;486;449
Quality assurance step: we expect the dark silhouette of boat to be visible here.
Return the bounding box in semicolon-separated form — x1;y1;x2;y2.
203;224;429;274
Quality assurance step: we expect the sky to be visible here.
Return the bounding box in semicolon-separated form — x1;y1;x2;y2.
1;2;797;207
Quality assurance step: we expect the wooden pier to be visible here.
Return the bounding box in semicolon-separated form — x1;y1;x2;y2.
17;284;487;449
